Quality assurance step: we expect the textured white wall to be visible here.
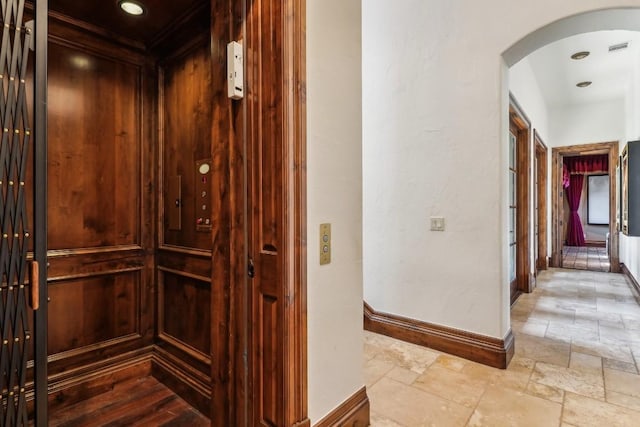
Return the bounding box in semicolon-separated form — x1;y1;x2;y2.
306;0;363;423
510;57;551;143
620;51;640;284
549;100;626;148
362;0;640;340
509;56;551;281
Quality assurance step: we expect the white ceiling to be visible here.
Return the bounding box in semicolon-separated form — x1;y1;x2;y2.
525;30;640;108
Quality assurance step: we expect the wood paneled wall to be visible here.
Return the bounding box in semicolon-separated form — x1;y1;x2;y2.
156;29;217;415
34;17;157;405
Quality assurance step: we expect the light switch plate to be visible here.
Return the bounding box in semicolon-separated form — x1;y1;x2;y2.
320;223;331;265
430;216;445;231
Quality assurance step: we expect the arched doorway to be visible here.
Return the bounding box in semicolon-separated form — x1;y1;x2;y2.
502;7;640;299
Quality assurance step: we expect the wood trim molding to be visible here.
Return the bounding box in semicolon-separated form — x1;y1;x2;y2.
621;263;640;296
364;303;514;369
238;0;308;425
509;96;531;300
313;387;370;427
534;130;548;273
284;0;309;424
151;346;212;416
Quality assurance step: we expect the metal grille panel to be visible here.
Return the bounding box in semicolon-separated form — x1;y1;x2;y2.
0;0;32;425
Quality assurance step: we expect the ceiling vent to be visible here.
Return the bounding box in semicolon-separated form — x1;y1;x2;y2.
609;42;629;53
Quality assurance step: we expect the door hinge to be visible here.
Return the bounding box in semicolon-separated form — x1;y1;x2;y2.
248;257;255;279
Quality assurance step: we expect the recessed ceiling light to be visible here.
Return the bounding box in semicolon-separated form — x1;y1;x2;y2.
576;81;592;88
571;51;590;60
119;1;144;16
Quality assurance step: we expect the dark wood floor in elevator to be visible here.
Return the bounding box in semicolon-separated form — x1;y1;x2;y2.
45;376;209;427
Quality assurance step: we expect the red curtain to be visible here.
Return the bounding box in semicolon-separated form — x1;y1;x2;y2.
564;154;608;175
565;174;585;246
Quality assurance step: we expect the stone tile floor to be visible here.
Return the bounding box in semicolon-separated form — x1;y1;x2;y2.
365;268;640;426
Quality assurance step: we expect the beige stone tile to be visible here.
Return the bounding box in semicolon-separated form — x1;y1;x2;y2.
370;411;405;427
529;307;575;324
571;338;635;364
468;385;562;427
531;362;604;399
413;364;488;408
514;334;571;367
597;298;640;317
518;319;549;338
599;318;626;330
433;354;467;372
525;381;565;403
603;357;638;374
575;308;622;324
364;332;440;374
507;356;536;373
363;331;401;352
511;306;533;322
364;342;381;361
368;377;472;427
546;322;599;343
460;358;532;392
364;357;395;387
600;324;640;346
622;316;640;331
606;390;640;412
604;368;640;398
569;352;602;373
385;366;419;385
563;392;640;427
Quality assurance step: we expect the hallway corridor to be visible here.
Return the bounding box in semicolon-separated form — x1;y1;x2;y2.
365;268;640;426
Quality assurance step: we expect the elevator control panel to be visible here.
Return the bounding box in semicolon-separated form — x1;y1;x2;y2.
196;159;212;232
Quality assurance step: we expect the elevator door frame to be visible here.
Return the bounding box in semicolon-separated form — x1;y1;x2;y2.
221;0;308;425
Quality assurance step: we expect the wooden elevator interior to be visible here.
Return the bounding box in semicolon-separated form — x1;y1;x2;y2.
14;0;308;424
26;0;237;423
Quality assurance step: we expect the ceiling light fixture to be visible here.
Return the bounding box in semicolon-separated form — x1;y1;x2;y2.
119;1;144;16
576;81;592;88
570;51;590;60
